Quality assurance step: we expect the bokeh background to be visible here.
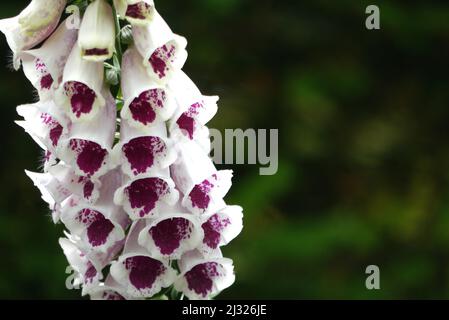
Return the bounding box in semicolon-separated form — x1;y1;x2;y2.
0;0;449;299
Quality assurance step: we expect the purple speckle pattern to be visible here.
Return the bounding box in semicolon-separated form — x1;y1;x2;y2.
129;89;166;126
40;113;63;147
102;291;125;300
64;81;96;118
125;178;169;217
126;2;152;20
125;256;165;290
69;139;108;177
76;209;115;247
202;214;231;249
189;178;214;210
35;58;54;90
149;44;176;79
176;102;203;139
84;262;98;285
185;262;221;297
122;136;166;175
84;48;109;57
149;218;192;255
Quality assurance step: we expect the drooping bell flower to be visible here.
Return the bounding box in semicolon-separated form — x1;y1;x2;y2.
78;0;115;62
16;99;69;171
112;120;176;178
89;275;134;300
0;0;67;69
114;0;155;26
133;10;187;83
121;46;176;129
110;220;177;298
199;206;243;254
174;249;235;300
25;170;72;223
59;234;125;296
47;163;102;205
60;170;130;253
168;71;218;145
56;43;105;121
114;169;179;220
58;91;116;180
20;19;78;100
137;205;203;260
171;141;233;215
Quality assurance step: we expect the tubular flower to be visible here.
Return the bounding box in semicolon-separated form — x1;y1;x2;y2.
0;0;67;69
56;43;106;122
133;10;187;83
121;47;176;129
78;0;115;62
6;0;243;300
114;0;155;26
20;19;78;100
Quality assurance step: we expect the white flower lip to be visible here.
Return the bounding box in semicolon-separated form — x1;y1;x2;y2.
79;0;115;62
109;220;177;298
113;168;180;220
138;209;204;260
0;0;67;69
133;9;188;83
174;249;235;300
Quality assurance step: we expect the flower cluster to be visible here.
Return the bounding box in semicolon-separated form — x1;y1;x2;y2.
1;0;243;300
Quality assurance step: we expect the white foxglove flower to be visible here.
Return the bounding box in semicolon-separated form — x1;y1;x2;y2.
48;163;101;205
0;0;67;69
110;220;177;298
199;206;243;254
79;0;115;62
168;71;218;144
20;19;78;100
133;10;187;83
171;142;233;215
60;170;130;253
114;169;179;220
56;43;105;121
121;47;176;129
138;206;203;260
16;100;69;170
89;275;135;300
25;170;72;223
114;0;155;25
112;120;176;178
174;249;235;300
58;91;116;179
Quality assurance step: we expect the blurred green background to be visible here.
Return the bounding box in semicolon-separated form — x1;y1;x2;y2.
1;0;449;299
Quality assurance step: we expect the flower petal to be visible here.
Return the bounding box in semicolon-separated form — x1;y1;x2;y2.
138;209;203;259
79;0;115;62
133;10;187;83
114;170;179;220
110;220;177;298
56;43;105;121
20;18;78;99
121;47;176;128
114;0;155;25
0;0;67;69
58;91;116;179
112;120;176;178
171;142;232;215
174;249;235;300
199;206;243;253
